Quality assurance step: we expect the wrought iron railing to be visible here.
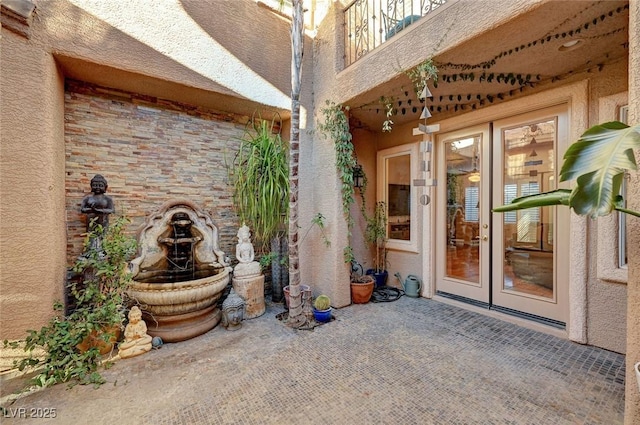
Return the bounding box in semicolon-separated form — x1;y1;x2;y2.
343;0;449;67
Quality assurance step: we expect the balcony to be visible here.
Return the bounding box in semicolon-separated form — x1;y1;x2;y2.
343;0;449;67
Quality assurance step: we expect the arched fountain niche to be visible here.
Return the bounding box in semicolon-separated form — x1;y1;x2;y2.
128;199;231;342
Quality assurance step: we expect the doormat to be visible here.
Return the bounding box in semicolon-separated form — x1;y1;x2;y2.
371;286;404;303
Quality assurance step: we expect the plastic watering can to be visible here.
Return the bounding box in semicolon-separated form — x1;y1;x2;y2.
394;272;422;298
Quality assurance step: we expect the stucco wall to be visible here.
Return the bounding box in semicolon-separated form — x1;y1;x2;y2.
0;29;66;340
300;2;350;307
36;0;293;113
625;1;640;423
585;59;629;354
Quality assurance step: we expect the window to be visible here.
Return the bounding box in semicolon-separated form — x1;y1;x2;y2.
377;143;420;252
618;105;629;268
596;93;628;283
464;187;479;222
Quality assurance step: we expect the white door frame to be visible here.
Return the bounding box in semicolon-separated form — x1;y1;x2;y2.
421;80;589;343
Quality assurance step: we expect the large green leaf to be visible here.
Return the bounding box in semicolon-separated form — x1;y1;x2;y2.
492;189;571;212
560;122;640;217
494;123;640;218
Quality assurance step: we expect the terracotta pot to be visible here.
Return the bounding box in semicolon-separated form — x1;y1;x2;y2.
350;276;375;304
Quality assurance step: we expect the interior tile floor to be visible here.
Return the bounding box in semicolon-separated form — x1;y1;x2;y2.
0;296;625;424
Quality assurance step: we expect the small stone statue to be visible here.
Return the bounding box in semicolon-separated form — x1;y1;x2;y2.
232;224;265;318
118;306;152;359
221;289;245;331
80;174;115;231
235;224;255;263
233;224;261;278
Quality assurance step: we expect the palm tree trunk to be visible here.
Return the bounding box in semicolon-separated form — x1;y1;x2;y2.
287;0;306;327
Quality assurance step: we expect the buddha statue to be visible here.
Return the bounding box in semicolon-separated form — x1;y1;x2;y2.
233;224;260;278
235;224;255;263
119;306;152;359
80;174;115;231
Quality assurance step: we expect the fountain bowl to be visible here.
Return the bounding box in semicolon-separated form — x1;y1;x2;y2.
127;199;232;343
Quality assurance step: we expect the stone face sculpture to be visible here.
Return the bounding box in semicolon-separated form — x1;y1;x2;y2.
221;289;245;331
119;306;152;359
80;174;115;231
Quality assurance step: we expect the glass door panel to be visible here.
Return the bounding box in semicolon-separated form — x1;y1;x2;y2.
445;135;481;283
436;125;490;304
492;105;569;324
502;120;556;299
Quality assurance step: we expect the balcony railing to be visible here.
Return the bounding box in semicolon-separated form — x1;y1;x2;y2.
344;0;448;67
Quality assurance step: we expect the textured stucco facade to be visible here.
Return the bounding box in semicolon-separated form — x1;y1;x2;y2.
626;1;640;422
1;0;640;420
1;26;67;340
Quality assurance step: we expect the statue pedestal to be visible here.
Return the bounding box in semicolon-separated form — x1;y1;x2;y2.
232;274;265;319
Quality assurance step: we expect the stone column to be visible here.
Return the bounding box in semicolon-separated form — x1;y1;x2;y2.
232;224;266;319
232;268;265;319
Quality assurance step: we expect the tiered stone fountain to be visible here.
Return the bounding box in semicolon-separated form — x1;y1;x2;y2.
128;200;231;342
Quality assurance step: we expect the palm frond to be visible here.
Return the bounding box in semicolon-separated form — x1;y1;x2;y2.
560;122;640;217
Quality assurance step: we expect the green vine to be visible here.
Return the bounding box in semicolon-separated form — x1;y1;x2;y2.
318;100;357;263
381;96;395;132
405;58;439;97
4;216;137;389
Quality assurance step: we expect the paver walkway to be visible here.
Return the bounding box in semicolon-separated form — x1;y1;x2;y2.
0;297;625;424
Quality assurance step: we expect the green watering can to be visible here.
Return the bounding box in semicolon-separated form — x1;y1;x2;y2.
394;272;422;298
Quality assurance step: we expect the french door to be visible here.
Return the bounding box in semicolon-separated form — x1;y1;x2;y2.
435;105;569;324
435;124;491;304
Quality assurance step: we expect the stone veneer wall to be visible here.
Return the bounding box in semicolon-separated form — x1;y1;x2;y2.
65;80;246;264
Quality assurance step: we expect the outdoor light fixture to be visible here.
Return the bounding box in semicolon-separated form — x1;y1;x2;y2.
353;164;365;188
559;39;583;52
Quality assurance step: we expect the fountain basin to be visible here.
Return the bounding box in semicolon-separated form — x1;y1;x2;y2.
129;267;230;342
128;199;231;342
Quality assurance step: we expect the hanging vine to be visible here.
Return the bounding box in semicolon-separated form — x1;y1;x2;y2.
318;100;357;263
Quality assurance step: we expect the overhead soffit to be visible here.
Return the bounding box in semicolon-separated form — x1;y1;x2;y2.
56;55;290;124
346;1;629;131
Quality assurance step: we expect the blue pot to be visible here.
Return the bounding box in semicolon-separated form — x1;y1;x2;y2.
366;269;388;288
313;308;332;323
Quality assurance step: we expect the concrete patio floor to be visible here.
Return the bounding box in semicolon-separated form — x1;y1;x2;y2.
0;296;625;424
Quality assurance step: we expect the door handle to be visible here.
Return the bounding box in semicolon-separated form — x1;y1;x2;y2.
482;235;488;241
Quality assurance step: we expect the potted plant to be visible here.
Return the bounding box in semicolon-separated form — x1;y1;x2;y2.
4;216;137;388
365;201;389;287
227;114;289;302
350;261;375;304
312;294;332;323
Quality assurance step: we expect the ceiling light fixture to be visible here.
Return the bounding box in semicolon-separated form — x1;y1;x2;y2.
468;171;481;183
559;39;583;52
